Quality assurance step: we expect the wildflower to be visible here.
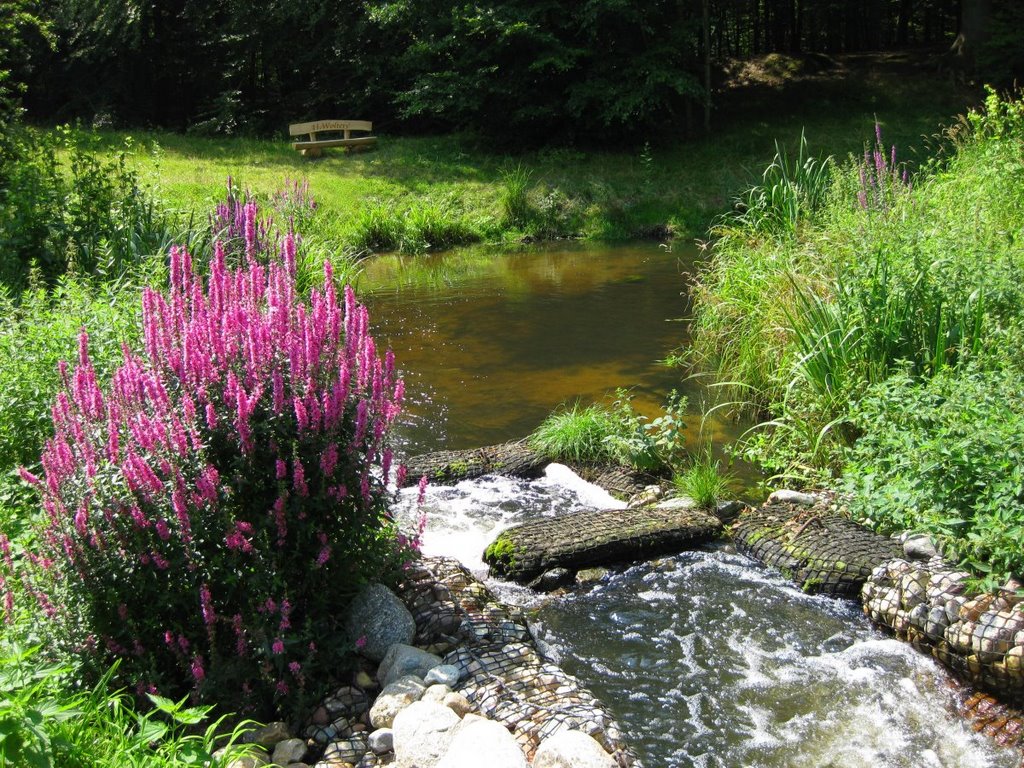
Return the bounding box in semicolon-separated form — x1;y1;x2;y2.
355;635;367;650
272;638;285;655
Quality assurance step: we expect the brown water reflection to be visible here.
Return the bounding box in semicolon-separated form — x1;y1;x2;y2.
360;242;751;461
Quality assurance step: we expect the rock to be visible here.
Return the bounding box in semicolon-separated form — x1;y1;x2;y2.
368;728;394;755
442;692;472;718
715;499;744;522
325;686;372;720
903;534;940;561
766;489;818;506
423;664;462;688
392;701;461;768
575;567;608;586
420;684;452;705
528;567;574;592
312;707;330;725
653;495;696;512
245;722;292;748
218;749;269;768
346;584;417;662
533;729;617;768
272;738;308;765
436;715;527;768
629;485;663;507
369;676;427;729
378;644;443;688
322;734;369;764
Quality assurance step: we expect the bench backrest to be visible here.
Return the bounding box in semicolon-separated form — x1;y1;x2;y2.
289;120;372;137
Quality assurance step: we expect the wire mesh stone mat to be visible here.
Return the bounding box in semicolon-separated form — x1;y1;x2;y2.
864;557;1024;706
960;691;1024;750
732;500;904;597
399;439;548;487
483;505;721;583
396;556;640;767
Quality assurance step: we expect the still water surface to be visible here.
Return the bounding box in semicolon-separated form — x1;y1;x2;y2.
361;242;734;455
368;244;1016;767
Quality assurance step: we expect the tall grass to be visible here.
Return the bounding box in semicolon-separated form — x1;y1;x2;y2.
729;130;832;238
689;90;1024;582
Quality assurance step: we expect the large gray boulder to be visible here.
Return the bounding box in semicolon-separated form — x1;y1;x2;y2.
533;729;618;768
392;701;461;768
346;583;416;662
378;643;443;688
369;675;427;729
437;715;527;768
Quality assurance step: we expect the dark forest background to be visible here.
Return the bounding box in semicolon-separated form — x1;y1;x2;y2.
3;1;1023;144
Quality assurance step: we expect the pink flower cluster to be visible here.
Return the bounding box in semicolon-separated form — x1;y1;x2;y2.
7;188;406;707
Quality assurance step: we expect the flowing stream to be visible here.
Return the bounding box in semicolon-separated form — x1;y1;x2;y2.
364;244;1017;767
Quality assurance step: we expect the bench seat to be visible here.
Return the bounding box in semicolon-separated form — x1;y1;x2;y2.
289;120;377;157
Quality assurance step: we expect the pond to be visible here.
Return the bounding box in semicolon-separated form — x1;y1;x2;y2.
366;243;1016;767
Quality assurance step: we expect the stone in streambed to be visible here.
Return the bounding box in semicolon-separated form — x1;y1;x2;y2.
378;644;443;688
436;715;527;768
392;701;461;768
533;729;618;768
369;675;427;729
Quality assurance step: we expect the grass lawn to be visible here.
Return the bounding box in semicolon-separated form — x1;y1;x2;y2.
71;51;978;250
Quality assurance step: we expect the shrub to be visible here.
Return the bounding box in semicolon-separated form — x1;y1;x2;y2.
0;128;177;292
4;221;406;717
841;367;1024;588
0;276;142;540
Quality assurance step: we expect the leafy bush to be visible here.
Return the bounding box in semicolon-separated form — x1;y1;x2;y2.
0;276;142;539
842;368;1024;587
0;128;177;292
5;217;406;717
0;644;255;768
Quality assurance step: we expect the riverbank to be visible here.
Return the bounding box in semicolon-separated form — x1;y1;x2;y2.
688;88;1024;592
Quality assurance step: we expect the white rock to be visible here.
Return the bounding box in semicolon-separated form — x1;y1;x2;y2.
378;644;444;688
392;701;461;768
420;684;452;704
533;729;617;768
436;716;527;768
346;583;417;662
369;675;427;729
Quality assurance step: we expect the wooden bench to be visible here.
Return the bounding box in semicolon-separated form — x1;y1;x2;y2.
289;120;377;157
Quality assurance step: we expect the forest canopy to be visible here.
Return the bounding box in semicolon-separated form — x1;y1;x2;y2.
7;1;1024;143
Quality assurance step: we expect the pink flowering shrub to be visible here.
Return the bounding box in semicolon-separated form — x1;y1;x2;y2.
4;210;406;715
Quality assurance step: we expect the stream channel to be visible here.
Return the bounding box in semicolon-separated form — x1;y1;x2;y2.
361;243;1015;767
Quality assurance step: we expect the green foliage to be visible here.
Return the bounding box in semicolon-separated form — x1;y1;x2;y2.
0;1;52;128
842;368;1024;587
499;165;534;229
0;127;178;292
529;401;627;466
529;390;684;472
691;91;1024;582
674;450;734;510
351;197;483;254
0;277;141;538
728;130;833;238
0;644;255;768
